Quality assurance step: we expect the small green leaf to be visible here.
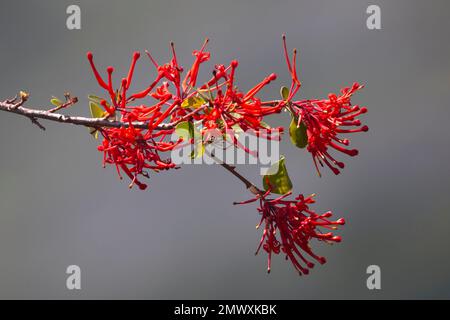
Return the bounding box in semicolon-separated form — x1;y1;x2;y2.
50;97;63;107
176;121;204;158
280;86;290;100
190;143;205;159
175;121;196;140
262;156;293;195
88;95;103;104
289;117;308;148
88;101;106;140
88;127;99;139
181;96;206;109
89;101;105;118
88;95;112;113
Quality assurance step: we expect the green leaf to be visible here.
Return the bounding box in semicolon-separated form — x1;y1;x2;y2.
88;101;106;140
190;143;205;159
50;97;63;107
181;96;206;109
175;121;196;140
280;86;290;100
88;95;103;104
176;121;204;159
88;127;99;140
289;117;308;148
89;101;105;118
262;156;293;195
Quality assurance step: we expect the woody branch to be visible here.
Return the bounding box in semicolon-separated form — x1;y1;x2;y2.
0;96;204;131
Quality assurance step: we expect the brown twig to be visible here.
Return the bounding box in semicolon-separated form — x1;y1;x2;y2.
0;98;172;130
205;150;263;196
48;93;79;113
0;96;210;131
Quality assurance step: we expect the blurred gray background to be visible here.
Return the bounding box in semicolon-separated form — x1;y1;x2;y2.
0;0;449;299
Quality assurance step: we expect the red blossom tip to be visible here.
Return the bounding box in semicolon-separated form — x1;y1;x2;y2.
332;236;342;242
268;73;277;81
331;167;341;175
317;257;327;264
86;51;93;60
133;51;140;60
107;66;114;74
138;183;148;190
348;149;359;156
352;82;361;89
231;60;239;68
361;125;369;132
360;107;368;113
336;218;346;225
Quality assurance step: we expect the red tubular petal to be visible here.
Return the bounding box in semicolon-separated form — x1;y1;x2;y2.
126;52;140;90
87;52;109;90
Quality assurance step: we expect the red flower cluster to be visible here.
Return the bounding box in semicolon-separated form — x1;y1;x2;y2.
236;191;344;274
87;40;287;188
193;63;283;154
98;124;179;190
87;52;182;190
280;36;368;176
292;83;368;176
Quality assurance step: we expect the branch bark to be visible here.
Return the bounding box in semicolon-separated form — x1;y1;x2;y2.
205;150;263;196
0;100;173;130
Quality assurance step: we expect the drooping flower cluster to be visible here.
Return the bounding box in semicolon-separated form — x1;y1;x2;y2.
292;83;368;176
280;36;368;176
236;191;344;274
98;124;179;190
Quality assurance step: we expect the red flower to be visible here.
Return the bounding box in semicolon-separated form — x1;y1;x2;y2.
190;61;283;154
235;191;344;275
98;116;180;190
294;83;368;175
183;38;210;92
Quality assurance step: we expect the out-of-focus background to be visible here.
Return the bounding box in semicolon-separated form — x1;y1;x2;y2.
0;0;449;299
